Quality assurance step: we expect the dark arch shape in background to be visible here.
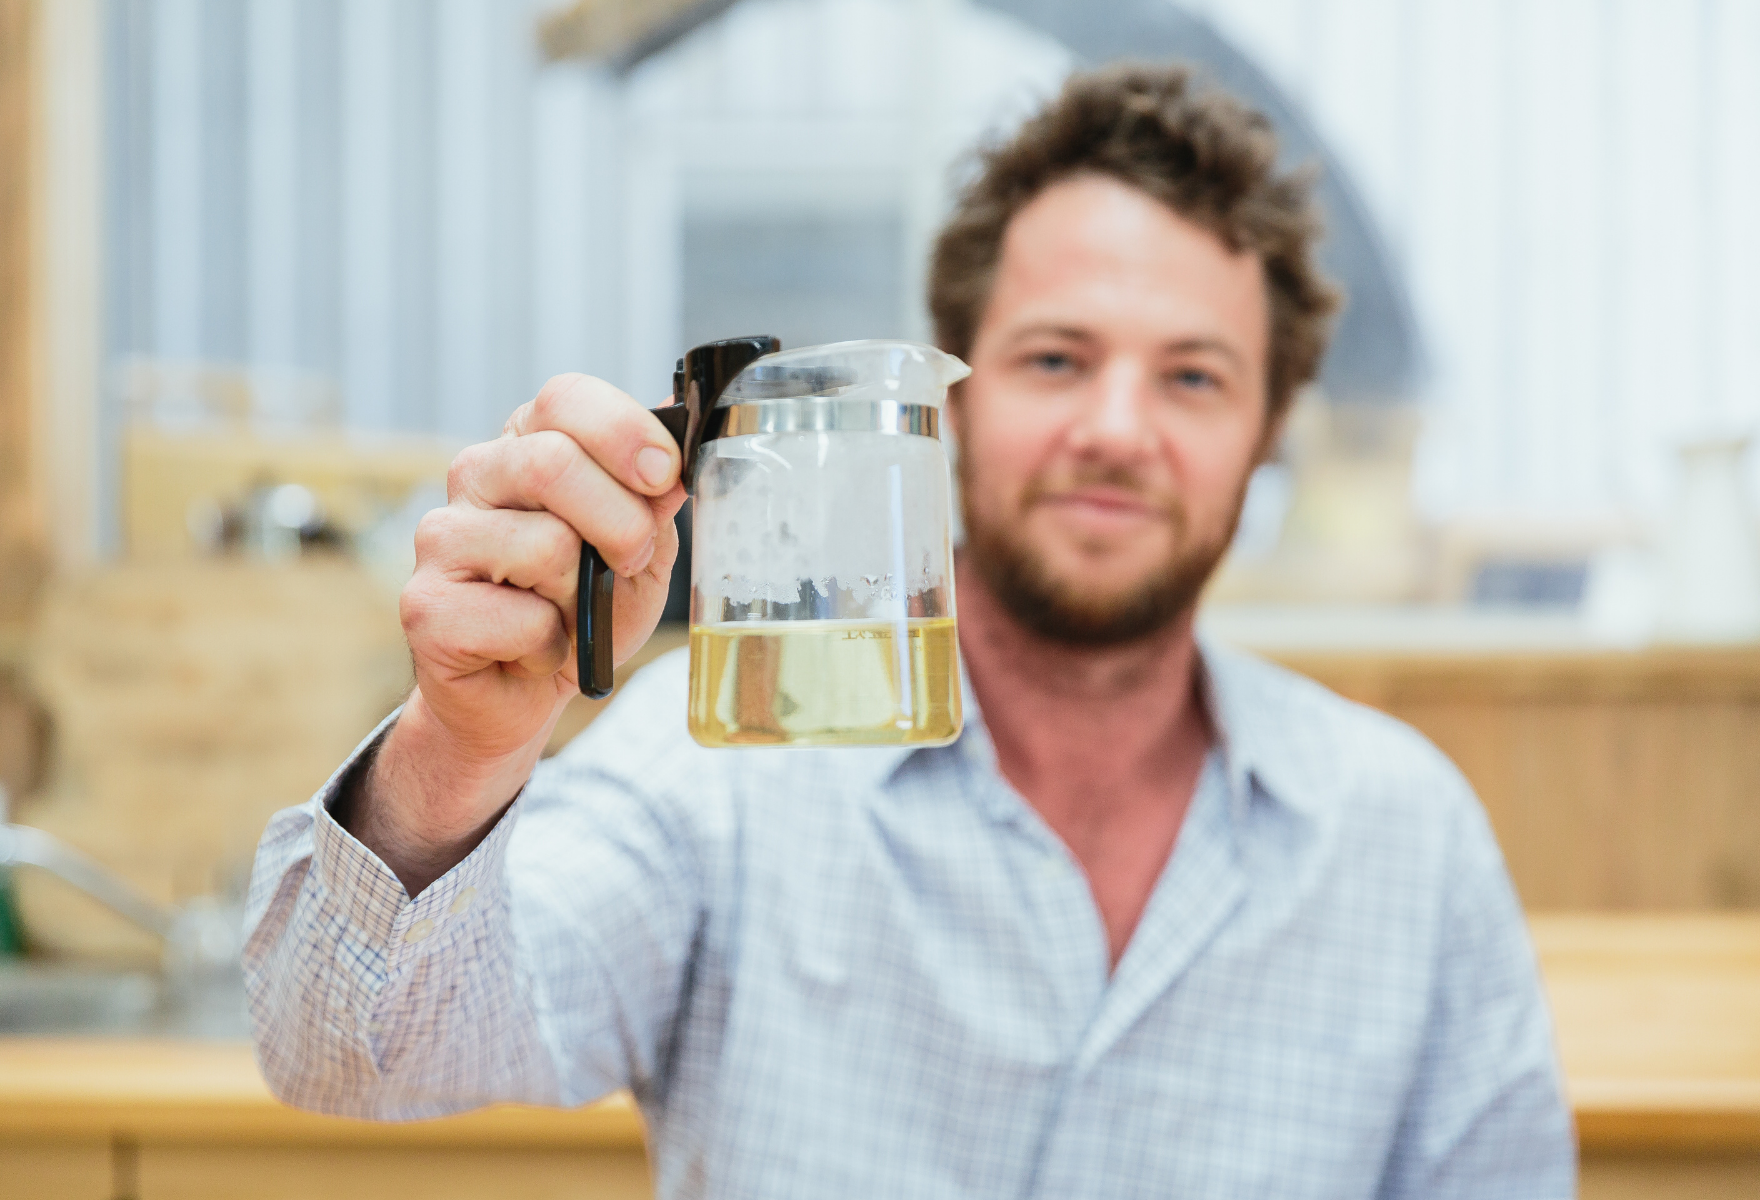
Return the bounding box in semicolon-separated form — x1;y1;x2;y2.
973;0;1423;404
615;0;1425;402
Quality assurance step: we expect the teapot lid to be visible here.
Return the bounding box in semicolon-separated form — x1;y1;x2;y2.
667;337;970;492
718;339;970;407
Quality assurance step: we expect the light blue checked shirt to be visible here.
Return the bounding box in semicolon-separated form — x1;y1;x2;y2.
245;638;1575;1198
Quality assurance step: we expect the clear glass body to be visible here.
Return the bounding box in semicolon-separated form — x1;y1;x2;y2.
688;428;961;747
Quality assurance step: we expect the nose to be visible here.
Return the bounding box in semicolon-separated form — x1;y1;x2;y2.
1067;358;1155;460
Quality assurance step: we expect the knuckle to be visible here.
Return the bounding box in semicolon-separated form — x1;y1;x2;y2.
446;442;487;499
598;504;656;563
411;507;456;559
399;576;441;637
537;515;580;576
521;430;578;495
466;596;542;661
530;376;580;426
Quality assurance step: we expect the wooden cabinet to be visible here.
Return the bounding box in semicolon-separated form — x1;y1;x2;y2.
0;1042;649;1200
0;1139;110;1200
1264;645;1760;911
134;1146;650;1200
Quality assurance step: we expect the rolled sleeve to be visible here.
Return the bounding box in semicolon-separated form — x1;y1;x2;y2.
244;709;557;1119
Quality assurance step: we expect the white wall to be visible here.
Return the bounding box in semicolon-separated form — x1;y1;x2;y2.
107;0;1760;523
107;0;1065;439
1195;0;1760;522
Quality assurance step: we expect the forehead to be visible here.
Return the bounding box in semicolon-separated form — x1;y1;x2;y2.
987;174;1269;353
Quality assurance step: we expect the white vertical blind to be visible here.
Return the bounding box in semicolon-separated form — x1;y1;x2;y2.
1197;0;1760;521
434;0;498;439
246;0;299;370
109;0;1760;521
339;0;401;432
149;0;202;358
528;61;598;388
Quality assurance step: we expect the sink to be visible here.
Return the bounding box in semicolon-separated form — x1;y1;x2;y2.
0;961;251;1038
0;824;251;1038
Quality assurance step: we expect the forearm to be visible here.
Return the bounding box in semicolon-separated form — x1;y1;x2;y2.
336;688;557;897
244;663;707;1121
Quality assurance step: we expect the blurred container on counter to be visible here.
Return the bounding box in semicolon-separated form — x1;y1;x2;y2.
1656;432;1760;644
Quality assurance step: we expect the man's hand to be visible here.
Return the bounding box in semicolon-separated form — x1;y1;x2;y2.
344;374;685;893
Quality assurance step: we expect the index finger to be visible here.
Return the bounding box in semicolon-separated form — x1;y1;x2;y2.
506;373;680;497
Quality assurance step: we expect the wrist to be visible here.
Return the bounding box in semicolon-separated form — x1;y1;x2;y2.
345;691;544;895
391;689;548;812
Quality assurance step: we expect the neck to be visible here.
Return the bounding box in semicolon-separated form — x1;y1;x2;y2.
954;555;1210;796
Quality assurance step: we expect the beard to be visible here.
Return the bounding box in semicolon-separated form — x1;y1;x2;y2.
960;459;1244;647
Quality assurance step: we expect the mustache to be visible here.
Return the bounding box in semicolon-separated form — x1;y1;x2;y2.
1020;464;1180;517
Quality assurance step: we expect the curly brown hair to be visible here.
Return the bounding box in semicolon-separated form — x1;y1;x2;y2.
929;62;1341;421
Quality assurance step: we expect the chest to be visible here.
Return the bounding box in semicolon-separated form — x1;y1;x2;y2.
1021;765;1204;966
682;788;1430;1199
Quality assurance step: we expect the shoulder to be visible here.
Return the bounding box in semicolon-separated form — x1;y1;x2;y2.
1203;639;1480;833
1206;641;1523;954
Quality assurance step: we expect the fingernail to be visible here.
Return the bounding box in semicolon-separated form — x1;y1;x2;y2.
636;446;672;488
629;536;656;575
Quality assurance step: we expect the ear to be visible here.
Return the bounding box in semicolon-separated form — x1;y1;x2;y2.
1255;394;1292;466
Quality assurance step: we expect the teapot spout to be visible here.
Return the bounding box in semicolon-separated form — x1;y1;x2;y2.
918;344;972;391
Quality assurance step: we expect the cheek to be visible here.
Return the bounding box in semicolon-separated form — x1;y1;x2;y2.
958;403;1063;509
1166;423;1261;530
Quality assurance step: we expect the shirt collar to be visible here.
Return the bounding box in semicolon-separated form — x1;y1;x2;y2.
1195;632;1317;825
1192;633;1263;827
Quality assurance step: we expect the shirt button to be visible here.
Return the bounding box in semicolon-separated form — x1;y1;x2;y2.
449;887;477;915
404;918;436;944
365;1020;384;1035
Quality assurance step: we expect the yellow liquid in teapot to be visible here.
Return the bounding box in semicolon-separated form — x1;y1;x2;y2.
688;618;962;748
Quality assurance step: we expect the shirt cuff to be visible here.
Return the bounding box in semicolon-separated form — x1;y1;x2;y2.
306;708;526;983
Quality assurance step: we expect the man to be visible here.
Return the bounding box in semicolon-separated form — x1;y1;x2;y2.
246;65;1574;1197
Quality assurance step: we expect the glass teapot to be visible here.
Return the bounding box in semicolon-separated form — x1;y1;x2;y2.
578;337;971;748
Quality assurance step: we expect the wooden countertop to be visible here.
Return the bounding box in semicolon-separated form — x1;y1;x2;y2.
2;916;1756;1154
1536;914;1760;1151
0;1040;643;1149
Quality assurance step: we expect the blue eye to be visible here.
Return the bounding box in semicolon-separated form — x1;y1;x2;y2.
1172;368;1217;389
1031;353;1075;374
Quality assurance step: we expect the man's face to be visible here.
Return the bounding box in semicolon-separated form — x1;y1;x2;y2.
953;173;1273;645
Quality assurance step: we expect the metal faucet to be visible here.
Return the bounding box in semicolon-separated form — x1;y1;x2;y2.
0;821;179;939
0;797;243;976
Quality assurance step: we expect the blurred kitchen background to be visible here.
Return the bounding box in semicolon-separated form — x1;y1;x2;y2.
3;2;1760;1198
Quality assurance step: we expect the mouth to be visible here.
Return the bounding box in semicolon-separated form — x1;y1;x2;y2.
1031;487;1172;535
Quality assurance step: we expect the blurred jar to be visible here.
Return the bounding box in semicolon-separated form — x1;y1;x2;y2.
1657;433;1760;643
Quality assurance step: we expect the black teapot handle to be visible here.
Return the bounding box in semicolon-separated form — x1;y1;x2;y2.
575;337;778;699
